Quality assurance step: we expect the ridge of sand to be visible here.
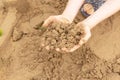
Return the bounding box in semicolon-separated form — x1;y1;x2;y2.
0;8;17;50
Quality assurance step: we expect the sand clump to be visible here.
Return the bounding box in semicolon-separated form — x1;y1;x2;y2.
12;27;23;41
41;22;85;50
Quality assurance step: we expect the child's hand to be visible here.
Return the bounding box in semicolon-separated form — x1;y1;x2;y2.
42;15;72;27
62;22;91;52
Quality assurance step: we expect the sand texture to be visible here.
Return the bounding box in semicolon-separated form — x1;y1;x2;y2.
0;0;120;80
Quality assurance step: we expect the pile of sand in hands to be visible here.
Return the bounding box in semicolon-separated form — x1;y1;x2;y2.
39;22;85;51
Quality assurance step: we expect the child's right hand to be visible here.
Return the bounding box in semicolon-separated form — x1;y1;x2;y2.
42;15;72;27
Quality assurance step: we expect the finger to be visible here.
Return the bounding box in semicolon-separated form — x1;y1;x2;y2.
42;16;55;27
83;26;91;41
79;37;89;46
61;47;70;52
79;32;91;45
79;25;91;44
69;45;80;52
79;40;85;46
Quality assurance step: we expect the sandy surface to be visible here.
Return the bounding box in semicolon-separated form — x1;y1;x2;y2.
0;0;120;80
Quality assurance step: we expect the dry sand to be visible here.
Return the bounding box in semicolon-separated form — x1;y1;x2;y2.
40;22;85;50
0;0;120;80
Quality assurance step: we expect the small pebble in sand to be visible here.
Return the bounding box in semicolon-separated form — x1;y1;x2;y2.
12;28;23;41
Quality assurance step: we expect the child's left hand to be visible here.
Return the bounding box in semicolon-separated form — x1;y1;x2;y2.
61;22;91;52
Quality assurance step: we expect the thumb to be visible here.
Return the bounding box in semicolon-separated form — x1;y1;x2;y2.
42;16;56;27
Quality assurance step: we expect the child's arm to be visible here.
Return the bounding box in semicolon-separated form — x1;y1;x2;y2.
62;0;84;22
83;0;120;29
68;0;120;52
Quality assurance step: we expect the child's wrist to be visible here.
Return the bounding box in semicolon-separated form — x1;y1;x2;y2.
82;20;94;30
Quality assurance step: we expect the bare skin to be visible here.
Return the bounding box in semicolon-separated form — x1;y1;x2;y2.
42;0;120;52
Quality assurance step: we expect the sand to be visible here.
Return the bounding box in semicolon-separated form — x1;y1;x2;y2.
40;22;85;50
0;0;120;80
